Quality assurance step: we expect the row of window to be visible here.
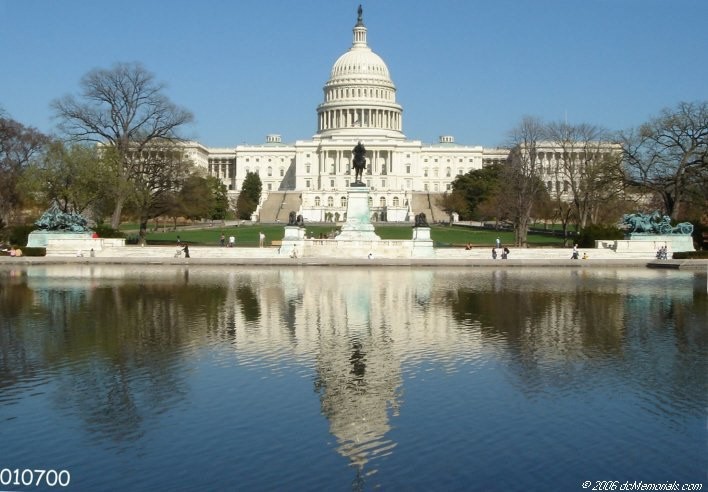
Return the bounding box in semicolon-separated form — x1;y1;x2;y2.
325;86;393;102
312;196;406;207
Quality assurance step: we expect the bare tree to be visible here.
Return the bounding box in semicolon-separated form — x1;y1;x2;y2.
52;62;193;229
0;115;49;227
620;101;708;220
546;122;625;229
503;116;547;246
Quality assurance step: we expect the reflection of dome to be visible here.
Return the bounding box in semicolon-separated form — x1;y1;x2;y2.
316;6;404;139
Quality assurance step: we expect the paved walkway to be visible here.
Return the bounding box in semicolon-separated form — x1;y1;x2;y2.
3;245;706;270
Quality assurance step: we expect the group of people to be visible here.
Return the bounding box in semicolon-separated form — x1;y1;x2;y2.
571;244;589;260
491;237;509;259
1;245;23;257
491;247;510;259
656;245;669;260
220;234;236;247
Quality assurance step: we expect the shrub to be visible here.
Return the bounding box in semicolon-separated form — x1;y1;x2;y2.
7;225;36;247
92;225;125;238
20;247;46;257
576;224;624;248
672;251;708;259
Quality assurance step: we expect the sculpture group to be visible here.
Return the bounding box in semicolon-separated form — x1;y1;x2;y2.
288;211;304;226
621;211;693;235
35;204;90;233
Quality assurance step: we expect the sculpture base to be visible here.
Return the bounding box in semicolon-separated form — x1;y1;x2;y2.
279;226;306;257
336;186;381;241
27;231;125;256
596;235;695;253
411;227;434;257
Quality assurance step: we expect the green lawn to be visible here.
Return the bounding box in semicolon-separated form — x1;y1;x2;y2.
140;223;564;247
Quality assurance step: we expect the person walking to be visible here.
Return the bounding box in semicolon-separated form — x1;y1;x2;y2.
182;244;190;258
220;233;225;247
259;231;265;248
571;244;579;260
495;237;501;249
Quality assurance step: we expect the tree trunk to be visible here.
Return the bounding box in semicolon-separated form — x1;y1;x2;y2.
110;197;124;230
139;217;148;246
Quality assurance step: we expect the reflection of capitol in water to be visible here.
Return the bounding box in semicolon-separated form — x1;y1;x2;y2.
12;264;702;474
226;267;480;471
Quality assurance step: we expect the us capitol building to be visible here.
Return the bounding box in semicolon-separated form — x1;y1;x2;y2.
183;6;508;223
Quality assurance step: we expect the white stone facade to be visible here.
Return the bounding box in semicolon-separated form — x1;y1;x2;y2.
182;7;510;222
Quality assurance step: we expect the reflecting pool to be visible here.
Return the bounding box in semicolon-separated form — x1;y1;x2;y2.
0;265;706;491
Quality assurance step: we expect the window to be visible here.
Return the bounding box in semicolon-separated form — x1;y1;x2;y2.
330;179;335;188
406;164;411;174
327;196;334;207
381;179;386;188
306;164;311;173
341;196;347;207
267;183;272;190
424;183;429;191
446;167;451;177
267;166;272;176
279;168;284;177
314;196;320;206
306;179;311;188
393;196;399;206
424;168;428;177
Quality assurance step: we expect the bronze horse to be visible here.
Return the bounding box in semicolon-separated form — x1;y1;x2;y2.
352;141;366;183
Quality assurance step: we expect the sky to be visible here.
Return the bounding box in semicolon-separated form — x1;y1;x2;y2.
1;0;707;148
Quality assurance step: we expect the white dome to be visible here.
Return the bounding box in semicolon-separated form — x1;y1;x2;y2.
330;47;391;82
316;6;404;139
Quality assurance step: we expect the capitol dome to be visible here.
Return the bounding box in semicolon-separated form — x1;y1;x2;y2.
316;6;404;139
330;43;391;81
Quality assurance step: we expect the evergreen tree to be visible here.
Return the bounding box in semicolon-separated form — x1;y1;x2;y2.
236;172;262;220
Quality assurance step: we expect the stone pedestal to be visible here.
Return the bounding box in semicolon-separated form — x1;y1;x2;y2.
596;234;695;254
336;186;381;241
26;231;126;256
411;226;434;257
279;226;305;257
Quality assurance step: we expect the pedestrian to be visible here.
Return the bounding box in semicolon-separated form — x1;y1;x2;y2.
495;237;501;249
177;235;181;245
259;231;265;247
220;233;225;247
183;244;190;258
229;235;235;248
502;247;509;259
492;247;497;259
571;244;579;260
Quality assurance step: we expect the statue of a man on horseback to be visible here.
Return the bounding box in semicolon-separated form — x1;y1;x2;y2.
352;141;366;184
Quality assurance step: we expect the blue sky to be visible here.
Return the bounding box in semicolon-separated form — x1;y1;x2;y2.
1;0;706;148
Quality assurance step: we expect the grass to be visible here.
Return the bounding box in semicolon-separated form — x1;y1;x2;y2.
140;223;565;247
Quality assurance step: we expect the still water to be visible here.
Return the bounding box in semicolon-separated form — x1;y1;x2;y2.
0;265;706;491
